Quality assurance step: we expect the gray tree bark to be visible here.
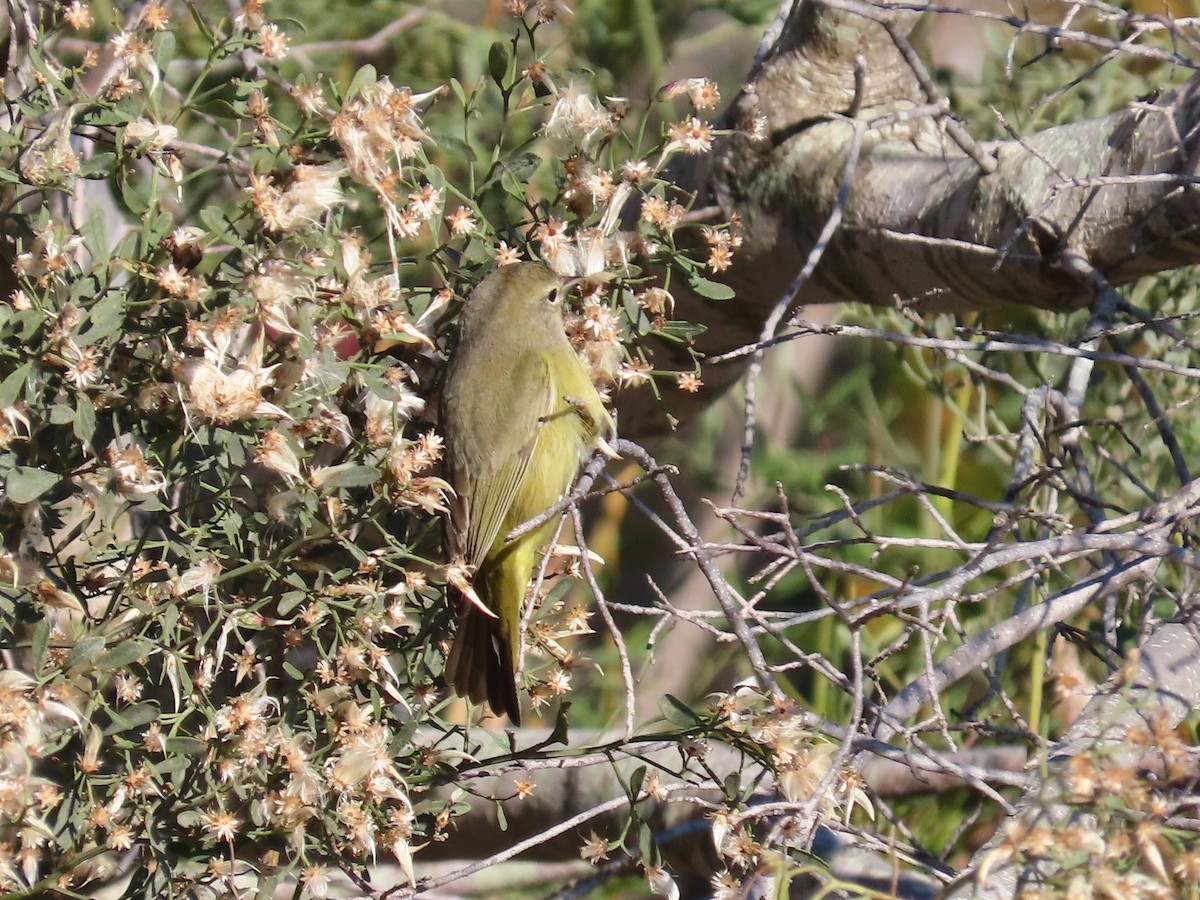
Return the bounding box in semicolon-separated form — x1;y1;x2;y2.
619;0;1200;436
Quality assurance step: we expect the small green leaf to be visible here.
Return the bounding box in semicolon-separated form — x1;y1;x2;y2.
347;64;378;100
432;133;477;162
78;152;118;178
504;152;541;182
687;273;736;301
74;395;96;445
64;634;106;670
117;165;151;215
659;694;701;727
199;204;245;248
97;638;154;671
154;31;177;72
80;291;126;343
105;701;161;734
488;41;510;87
654;320;707;342
29;617;49;668
628;765;647;800
278;590;306;615
165;737;207;756
314;464;380;489
153;755;193;777
0;361;31;408
638;819;657;865
495;799;508;831
6;466;60;504
49;403;75;425
185;2;217;40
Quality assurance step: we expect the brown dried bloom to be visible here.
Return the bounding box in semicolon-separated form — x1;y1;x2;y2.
580;831;610;864
64;2;93;29
249;165;343;232
514;777;535;799
407;184;443;220
622;159;652;183
446;206;477;236
494;241;523;266
637;287;674;316
640;196;686;233
0;405;31;450
198;807;242;843
257;23;289;59
666;117;714;154
659;78;721;110
364;388;425;446
292;81;329;116
106;442;167;495
173;343;290;426
533;217;571;258
111;31;154;75
302;864;331;899
544;84;615;143
331;78;438;195
255;429;304;482
143;722;166;753
141;1;170;29
701;225;740;272
59;341;103;388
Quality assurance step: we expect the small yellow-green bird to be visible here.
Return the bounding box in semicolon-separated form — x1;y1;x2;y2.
442;262;616;723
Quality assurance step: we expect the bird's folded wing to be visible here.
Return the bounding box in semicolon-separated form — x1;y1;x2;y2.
460;359;554;568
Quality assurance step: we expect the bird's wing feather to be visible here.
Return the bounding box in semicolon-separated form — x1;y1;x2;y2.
458;357;555;569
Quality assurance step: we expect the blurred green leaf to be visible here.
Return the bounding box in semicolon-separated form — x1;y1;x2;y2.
659;694;701;727
6;466;60;503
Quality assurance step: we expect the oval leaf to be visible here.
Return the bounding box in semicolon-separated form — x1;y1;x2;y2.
6;466;60;504
687;273;736;301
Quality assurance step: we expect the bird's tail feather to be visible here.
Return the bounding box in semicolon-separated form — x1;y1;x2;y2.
447;606;521;725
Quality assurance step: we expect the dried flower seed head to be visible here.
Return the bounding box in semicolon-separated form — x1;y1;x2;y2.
58;341;103;388
293;81;329;116
140;0;170;29
446;206;477;236
532;217;570;261
249;165;343;233
0;405;31;449
665;117;714;155
407;184;443;220
110;31;155;76
545;85;615;143
580;830;610;864
173;347;290;426
198;807;242;843
64;1;93;29
255;429;304;482
257;22;289;59
637;287;674;316
106;442;167;495
659;77;721;110
302;864;331;899
640;196;686;234
622;159;652;183
124;120;177;153
332;79;438;195
491;241;522;266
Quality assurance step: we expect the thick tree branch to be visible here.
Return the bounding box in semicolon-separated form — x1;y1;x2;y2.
619;0;1200;435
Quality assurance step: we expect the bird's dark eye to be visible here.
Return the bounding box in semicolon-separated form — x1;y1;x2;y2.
546;289;560;305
